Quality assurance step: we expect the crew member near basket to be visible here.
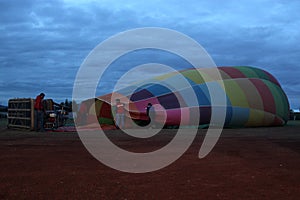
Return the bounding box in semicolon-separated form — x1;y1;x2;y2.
34;92;45;132
115;99;125;129
145;102;153;124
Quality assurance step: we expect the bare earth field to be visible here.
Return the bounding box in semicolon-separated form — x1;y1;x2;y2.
1;121;300;200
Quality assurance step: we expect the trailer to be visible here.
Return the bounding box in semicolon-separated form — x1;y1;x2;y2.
7;98;68;130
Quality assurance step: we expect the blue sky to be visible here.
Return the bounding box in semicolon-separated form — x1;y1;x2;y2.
0;0;299;108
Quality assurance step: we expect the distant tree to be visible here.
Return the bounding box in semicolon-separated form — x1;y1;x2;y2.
59;99;73;112
72;100;78;112
60;99;70;106
65;99;69;107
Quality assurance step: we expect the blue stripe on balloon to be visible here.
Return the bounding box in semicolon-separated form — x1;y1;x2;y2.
229;107;250;126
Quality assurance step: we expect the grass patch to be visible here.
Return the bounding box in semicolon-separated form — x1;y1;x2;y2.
287;120;300;126
0;118;8;128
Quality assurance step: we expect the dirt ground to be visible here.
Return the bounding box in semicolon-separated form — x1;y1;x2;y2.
1;121;300;200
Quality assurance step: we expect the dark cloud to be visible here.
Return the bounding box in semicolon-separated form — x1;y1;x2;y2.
0;0;299;108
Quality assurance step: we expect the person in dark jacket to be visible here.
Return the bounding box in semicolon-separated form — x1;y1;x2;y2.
145;103;155;126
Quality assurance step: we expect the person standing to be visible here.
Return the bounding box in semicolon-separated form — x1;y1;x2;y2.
34;93;45;132
145;103;155;126
146;103;153;118
115;99;125;129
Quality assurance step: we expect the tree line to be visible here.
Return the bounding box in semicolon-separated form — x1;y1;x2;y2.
59;99;78;112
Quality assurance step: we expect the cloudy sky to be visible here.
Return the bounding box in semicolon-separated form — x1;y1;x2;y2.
0;0;299;108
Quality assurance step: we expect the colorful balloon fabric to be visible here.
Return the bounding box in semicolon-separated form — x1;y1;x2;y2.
77;66;290;128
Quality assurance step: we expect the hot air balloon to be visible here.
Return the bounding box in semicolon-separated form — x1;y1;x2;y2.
76;66;289;128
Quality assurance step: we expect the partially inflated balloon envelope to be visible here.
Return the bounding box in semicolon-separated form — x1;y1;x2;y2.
77;66;290;128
